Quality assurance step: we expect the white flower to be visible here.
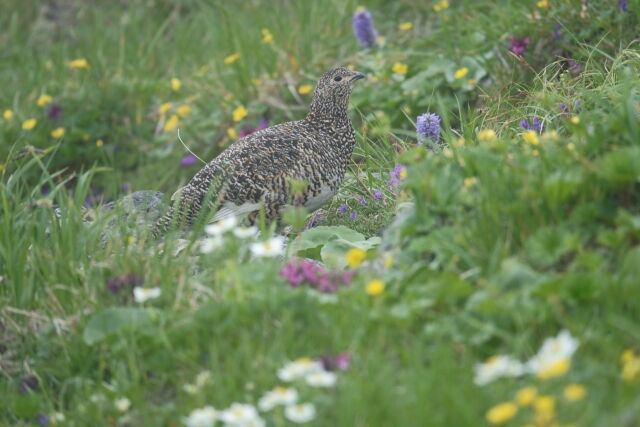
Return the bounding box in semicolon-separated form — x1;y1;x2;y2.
200;235;224;254
219;403;262;426
114;397;131;413
250;236;285;257
474;355;525;386
184;406;218;427
257;386;298;411
277;358;324;382
183;383;198;394
233;226;258;239
195;370;212;387
133;286;161;303
50;412;65;423
205;216;237;235
526;329;579;374
305;370;337;387
285;403;316;424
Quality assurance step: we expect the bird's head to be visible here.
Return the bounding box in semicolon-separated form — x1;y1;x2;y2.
308;67;365;120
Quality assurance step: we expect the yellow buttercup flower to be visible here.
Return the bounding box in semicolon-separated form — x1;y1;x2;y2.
454;67;469;79
3;109;13;119
232;105;248;122
537;358;570;380
621;349;636;363
433;0;449;12
399;167;408;179
227;128;238;139
298;85;313;95
345;247;366;268
485;402;518;425
564;384;586;402
399;22;413;31
164;114;179;133
176;104;192;118
171;78;181;91
570;116;580;124
159;102;172;114
523;130;540;145
384;254;393;269
442;148;453;158
68;58;90;69
478;129;496;141
96;139;104;147
22;118;37;130
37;94;53;107
392;62;408;75
365;279;385;296
51;127;65;138
224;52;240;65
533;395;555;425
261;28;274;44
463;177;477;188
537;0;551;8
515;386;537;406
567;143;576;151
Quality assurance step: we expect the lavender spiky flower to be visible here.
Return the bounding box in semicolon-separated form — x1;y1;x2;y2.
620;0;629;11
352;10;378;48
519;117;543;133
416;112;441;144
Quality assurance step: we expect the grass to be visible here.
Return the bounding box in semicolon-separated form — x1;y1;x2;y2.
1;0;640;426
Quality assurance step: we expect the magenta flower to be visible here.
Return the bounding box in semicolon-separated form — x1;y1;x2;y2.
319;352;351;371
47;103;63;121
508;36;530;55
280;259;354;293
180;154;197;167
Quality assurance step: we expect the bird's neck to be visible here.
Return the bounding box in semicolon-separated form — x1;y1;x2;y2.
306;95;351;127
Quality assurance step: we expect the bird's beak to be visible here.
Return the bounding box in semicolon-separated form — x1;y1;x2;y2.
349;72;366;82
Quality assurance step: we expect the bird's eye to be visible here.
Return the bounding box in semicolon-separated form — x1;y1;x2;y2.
333;76;342;82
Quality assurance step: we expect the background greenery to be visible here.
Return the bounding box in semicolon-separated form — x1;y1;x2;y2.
1;0;639;425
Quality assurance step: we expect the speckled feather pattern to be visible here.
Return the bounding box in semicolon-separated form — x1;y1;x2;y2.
153;67;364;236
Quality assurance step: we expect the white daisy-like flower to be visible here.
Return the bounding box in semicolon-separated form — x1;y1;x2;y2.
114;397;131;413
200;235;224;254
50;412;65;423
284;403;316;424
250;236;285;257
258;386;298;411
277;358;324;382
183;383;198;394
305;370;337;388
205;216;237;235
526;329;579;374
474;355;525;386
133;287;161;303
184;406;218;427
195;370;212;387
233;226;258;239
219;403;262;426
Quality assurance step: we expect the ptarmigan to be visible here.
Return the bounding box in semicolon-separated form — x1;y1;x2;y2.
153;67;365;236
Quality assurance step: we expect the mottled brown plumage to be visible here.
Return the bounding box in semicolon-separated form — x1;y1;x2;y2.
153;67;365;236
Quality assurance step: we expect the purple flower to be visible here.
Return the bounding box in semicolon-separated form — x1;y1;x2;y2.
19;376;39;394
520;117;543;133
280;259;352;293
38;414;50;425
387;163;406;188
358;195;367;206
122;182;132;192
567;59;581;73
319;352;351;372
508;36;530;55
239;118;269;138
352;10;378;48
180;154;197;167
373;189;383;200
280;262;305;287
107;274;143;294
47;103;63;121
338;204;348;214
620;0;629;11
416;112;441;143
305;211;324;229
349;211;358;220
552;24;563;40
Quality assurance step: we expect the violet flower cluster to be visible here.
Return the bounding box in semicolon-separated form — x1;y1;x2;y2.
280;258;355;293
387;163;406;188
352;10;378;48
416;112;441;144
508;36;530;55
519;117;543;133
239;117;268;138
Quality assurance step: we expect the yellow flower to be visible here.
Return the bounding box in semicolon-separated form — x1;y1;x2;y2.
171;78;181;91
22;118;37;130
399;167;408;179
485;402;518;425
478;129;496;141
3;109;13;119
453;138;465;147
96;139;104;147
570;116;580;124
463;177;477;188
298;85;313;95
563;384;586;402
159;102;172;114
366;279;385;296
392;62;408;75
376;36;386;45
227;128;238;139
533;395;555;425
621;349;636;363
515;386;537;406
467;79;478;86
399;22;413;31
523;130;540;145
454;67;469;79
537;0;551;8
567;143;576;151
68;58;89;69
164;114;179;133
442;148;453;158
622;357;640;381
384;254;393;269
37;94;53;107
433;0;449;12
532;149;540;157
176;104;192;118
261;28;274;44
232;105;248;122
345;247;366;268
224;52;240;65
51;127;65;138
537;358;570;380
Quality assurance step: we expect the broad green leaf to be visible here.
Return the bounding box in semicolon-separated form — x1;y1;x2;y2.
83;307;155;345
296;226;365;252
